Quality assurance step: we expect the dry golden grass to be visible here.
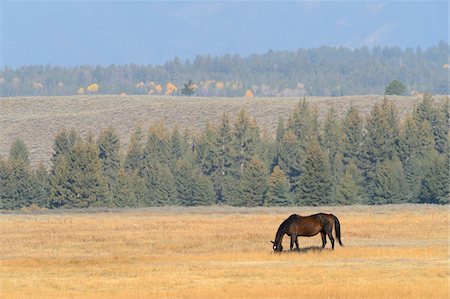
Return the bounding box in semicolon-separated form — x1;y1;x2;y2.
1;94;447;166
0;204;448;298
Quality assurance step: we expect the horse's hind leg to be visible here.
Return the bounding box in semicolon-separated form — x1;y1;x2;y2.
327;231;335;250
321;232;327;249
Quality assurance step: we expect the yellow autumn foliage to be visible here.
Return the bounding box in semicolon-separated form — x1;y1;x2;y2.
215;81;224;89
135;82;145;89
155;84;163;93
77;87;85;95
245;89;254;97
87;83;99;93
165;82;177;95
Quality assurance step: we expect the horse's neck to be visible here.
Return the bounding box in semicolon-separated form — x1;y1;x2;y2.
275;225;286;245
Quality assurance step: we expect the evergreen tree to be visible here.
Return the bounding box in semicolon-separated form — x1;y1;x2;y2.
361;98;400;199
287;99;315;153
385;80;406;95
50;135;110;208
6;140;34;208
77;134;111;207
296;142;332;206
322;105;344;198
341;105;364;166
336;159;366;205
30;163;50;208
213;112;235;203
49;155;73;208
278;130;303;193
0;159;13;209
9;139;29;163
97;126;121;192
124;126;145;174
51;128;78;172
141;155;177;206
195;122;219;177
266;165;291;206
237;157;268;207
170;125;188;162
143;122;171;164
113;169;138;207
370;158;408;204
232;109;260;175
218;175;241;206
419;153;449;204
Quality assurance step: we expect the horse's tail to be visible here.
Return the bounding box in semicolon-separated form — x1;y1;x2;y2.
332;214;343;246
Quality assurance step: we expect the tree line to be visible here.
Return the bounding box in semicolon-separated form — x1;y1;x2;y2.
0;95;448;209
1;42;449;97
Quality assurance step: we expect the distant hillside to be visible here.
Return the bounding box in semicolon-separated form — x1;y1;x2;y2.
1;94;447;166
1;43;449;97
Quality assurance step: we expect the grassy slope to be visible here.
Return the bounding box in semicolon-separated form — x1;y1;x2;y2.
0;94;446;166
0;205;448;298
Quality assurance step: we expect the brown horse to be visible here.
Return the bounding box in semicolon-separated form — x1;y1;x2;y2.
271;213;343;252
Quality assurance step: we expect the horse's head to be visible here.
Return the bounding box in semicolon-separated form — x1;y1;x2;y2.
271;241;283;252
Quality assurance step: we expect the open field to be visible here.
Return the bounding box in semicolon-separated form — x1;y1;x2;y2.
1;94;447;166
0;204;448;298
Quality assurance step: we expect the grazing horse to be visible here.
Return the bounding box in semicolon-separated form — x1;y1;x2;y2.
271;213;343;252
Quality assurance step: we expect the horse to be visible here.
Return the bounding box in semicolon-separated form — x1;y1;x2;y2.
271;213;343;252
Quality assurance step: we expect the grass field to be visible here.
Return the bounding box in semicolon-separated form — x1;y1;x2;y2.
1;94;447;166
0;204;448;298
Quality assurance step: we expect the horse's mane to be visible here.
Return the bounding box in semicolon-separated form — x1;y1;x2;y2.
275;214;300;243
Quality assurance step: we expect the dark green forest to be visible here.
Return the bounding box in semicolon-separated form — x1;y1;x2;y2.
0;95;448;209
1;42;449;97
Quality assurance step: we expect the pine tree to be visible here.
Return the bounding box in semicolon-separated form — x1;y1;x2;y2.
278;130;302;193
77;133;111;207
7;140;34;208
361;99;400;199
287;99;314;151
322;105;344;198
98;126;121;193
50;135;110;208
170;125;188;162
51;128;78;172
296;142;332;206
370;158;408;204
124;127;145;174
238;157;268;207
49;155;73;208
336;169;359;205
213;112;235;203
232;109;260;175
9;139;29;163
142;155;177;206
30;163;50;208
195;122;219;177
419;153;449;204
341;105;364;166
266;165;291;206
113;169;138;207
143;122;171;164
0;159;13;209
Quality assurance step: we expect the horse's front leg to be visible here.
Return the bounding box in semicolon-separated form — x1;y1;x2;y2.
295;236;300;251
290;235;295;251
321;232;327;249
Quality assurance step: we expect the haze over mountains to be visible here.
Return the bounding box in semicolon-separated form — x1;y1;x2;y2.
1;1;448;67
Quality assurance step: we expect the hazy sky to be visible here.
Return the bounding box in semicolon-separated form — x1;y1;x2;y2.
1;1;448;67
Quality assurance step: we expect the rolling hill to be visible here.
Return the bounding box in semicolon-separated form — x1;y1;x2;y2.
0;94;447;166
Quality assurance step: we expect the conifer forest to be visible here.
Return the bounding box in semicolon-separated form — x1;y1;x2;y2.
1;95;448;209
